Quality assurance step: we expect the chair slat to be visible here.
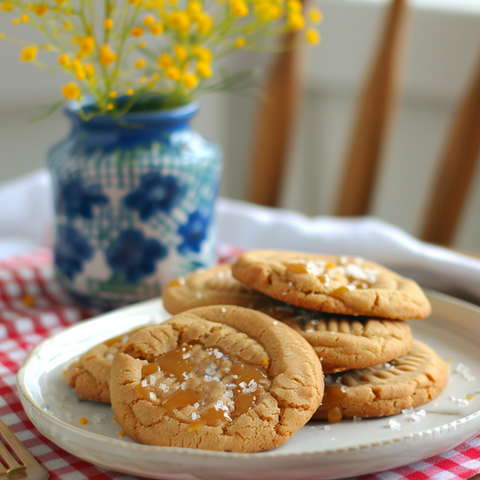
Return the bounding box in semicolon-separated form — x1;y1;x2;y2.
336;0;411;216
247;32;303;207
421;52;480;245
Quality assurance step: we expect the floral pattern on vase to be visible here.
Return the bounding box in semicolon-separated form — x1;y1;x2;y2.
54;225;94;281
124;171;183;220
56;175;109;220
48;101;222;309
106;229;168;283
178;209;211;254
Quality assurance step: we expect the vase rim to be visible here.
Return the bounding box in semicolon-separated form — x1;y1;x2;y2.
64;96;200;124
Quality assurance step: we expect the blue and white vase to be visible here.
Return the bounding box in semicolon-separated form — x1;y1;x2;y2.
48;99;222;310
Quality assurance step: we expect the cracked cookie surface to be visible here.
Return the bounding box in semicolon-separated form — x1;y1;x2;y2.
163;263;278;315
232;250;431;320
66;329;140;403
313;340;448;420
262;305;413;373
110;305;324;452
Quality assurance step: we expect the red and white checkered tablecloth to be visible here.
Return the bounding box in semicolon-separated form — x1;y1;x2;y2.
1;249;480;480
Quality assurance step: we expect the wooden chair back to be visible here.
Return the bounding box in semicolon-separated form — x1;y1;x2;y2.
247;0;480;246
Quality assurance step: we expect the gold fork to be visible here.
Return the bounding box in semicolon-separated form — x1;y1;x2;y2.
0;418;49;480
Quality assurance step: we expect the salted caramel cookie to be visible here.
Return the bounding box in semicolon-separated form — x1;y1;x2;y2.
263;305;413;373
163;263;279;315
313;340;448;421
66;329;140;403
110;305;324;452
232;250;431;320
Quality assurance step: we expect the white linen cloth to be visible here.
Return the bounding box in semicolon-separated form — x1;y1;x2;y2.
2;169;480;304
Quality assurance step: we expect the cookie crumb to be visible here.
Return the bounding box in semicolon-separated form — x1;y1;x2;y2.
62;370;67;376
353;416;361;422
79;417;88;425
119;430;125;436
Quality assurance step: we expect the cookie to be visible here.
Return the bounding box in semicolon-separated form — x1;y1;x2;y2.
312;340;448;421
66;329;140;403
262;305;413;373
110;305;324;452
163;263;278;315
232;250;431;320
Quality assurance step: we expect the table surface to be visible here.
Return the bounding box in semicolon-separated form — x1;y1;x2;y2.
1;248;480;480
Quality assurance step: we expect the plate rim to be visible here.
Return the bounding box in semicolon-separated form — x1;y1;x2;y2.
16;290;480;460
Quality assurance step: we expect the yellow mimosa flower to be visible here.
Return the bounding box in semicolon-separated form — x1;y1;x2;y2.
104;18;113;29
135;58;146;68
182;72;198;88
230;0;248;17
143;15;155;26
79;35;95;56
21;14;29;22
235;36;245;48
109;91;117;98
76;70;86;80
83;63;95;76
63;21;72;30
196;13;212;34
150;23;163;35
288;13;305;30
166;66;180;80
305;27;320;45
131;27;144;37
168;12;190;32
107;103;114;110
192;45;212;62
69;58;82;71
308;9;322;24
35;5;48;16
58;54;69;66
158;53;173;68
140;76;147;83
1;1;13;11
174;45;187;61
126;88;134;95
62;82;80;99
187;0;202;15
287;0;301;13
196;61;212;78
139;41;147;48
0;33;5;39
100;44;116;66
12;18;20;25
20;46;38;62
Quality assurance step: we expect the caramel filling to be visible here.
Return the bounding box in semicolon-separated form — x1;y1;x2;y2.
135;343;270;430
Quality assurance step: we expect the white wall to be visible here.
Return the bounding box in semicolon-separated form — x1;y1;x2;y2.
1;0;480;250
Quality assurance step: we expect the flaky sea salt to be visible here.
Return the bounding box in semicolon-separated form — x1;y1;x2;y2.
221;307;226;313
92;413;106;424
106;353;114;360
213;349;223;359
389;419;401;430
195;291;203;299
402;407;426;422
353;416;362;422
159;383;169;393
455;363;476;382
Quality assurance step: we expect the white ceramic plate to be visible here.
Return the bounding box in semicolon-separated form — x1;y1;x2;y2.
17;291;480;480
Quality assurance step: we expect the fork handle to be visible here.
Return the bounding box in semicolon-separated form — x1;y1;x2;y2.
0;418;28;473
